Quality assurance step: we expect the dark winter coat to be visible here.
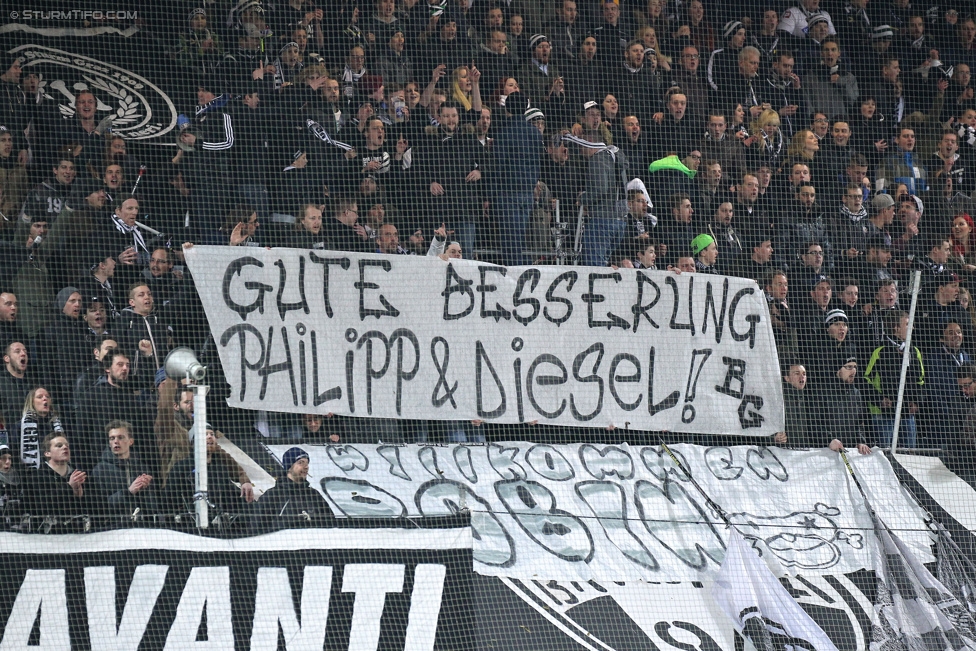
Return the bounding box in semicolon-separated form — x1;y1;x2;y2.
251;476;335;533
91;447;158;519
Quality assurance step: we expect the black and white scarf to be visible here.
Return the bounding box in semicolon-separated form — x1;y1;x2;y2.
341;65;366;95
273;57;303;91
841;204;867;223
20;413;64;470
305;118;354;151
112;213;149;254
561;133;620;158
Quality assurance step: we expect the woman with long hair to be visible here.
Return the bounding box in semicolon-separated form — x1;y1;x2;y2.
490;76;520;108
451;65;474;111
19;387;65;471
950;213;976;274
637;0;670;46
683;0;714;55
779;129;821;177
785;129;820;162
747;108;784;170
636;25;671;71
958;287;976;333
602;94;620;136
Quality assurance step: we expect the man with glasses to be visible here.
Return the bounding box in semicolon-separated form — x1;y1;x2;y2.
673;46;709;123
810;113;830;140
797;241;826;279
833;183;868;271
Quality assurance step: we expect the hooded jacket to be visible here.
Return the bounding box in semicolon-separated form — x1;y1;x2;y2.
115;307;171;386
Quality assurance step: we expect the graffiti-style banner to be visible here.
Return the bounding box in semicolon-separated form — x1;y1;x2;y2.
187;247;785;436
268;442;930;582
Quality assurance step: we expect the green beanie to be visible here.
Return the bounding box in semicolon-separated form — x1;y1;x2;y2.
691;233;715;256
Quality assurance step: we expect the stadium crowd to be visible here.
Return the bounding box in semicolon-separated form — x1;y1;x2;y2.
1;0;976;530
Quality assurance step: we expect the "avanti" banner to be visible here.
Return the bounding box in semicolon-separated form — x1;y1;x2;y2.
0;519;472;651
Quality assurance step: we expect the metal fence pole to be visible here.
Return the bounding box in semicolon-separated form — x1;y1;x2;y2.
891;270;922;451
193;384;210;529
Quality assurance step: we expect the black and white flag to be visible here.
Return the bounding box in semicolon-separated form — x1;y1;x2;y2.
713;528;840;651
869;511;976;651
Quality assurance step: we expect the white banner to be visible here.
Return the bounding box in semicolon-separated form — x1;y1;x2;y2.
267;442;932;583
713;529;840;651
185;247;784;435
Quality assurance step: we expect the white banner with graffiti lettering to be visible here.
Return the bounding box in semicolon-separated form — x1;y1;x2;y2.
268;442;932;582
186;247;784;435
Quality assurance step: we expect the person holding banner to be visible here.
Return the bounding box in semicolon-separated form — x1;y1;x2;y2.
691;233;719;273
251;446;334;533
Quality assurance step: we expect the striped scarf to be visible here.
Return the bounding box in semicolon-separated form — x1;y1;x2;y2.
561;133;619;159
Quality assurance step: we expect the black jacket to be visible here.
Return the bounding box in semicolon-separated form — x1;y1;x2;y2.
417;126;485;227
37;314;90;405
77;381;154;471
24;462;89;531
114;308;171;384
816;377;871;446
91;447;158;519
251;476;335;533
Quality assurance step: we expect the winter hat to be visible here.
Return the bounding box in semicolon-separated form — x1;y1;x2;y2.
872;25;894;39
0;443;9;456
528;34;549;52
279;41;300;56
691;233;715;256
807;14;828;29
524;107;545;122
55;286;80;312
871;193;894;210
723;21;744;40
825;309;849;326
282;446;309;470
807;273;831;291
582;100;600;112
188;8;207;24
